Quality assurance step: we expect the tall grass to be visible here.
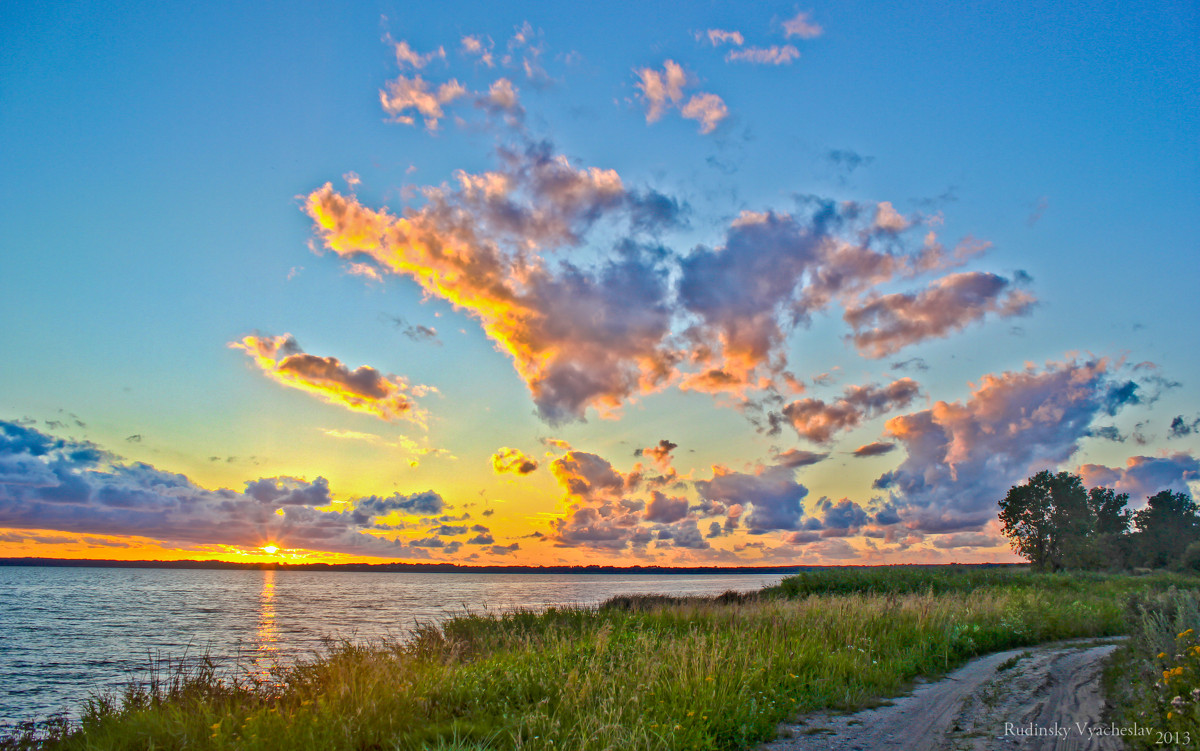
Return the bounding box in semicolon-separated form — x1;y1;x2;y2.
1106;587;1200;749
5;566;1196;751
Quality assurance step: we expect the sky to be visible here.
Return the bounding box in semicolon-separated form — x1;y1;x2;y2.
1;0;1197;566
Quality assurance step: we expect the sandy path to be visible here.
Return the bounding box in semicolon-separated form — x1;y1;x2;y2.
762;638;1129;751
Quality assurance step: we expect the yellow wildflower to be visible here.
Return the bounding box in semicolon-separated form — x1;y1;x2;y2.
1159;652;1168;659
1179;629;1194;640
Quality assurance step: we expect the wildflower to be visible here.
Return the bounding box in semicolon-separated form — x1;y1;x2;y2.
673;724;683;730
1192;688;1200;701
1179;629;1194;639
1173;696;1187;709
1169;712;1175;720
1159;652;1168;659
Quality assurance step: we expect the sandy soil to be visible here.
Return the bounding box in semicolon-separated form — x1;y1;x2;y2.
762;638;1131;751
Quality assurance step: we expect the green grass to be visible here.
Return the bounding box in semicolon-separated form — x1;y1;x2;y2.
6;565;1199;751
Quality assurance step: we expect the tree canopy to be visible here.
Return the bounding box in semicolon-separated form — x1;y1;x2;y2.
998;471;1194;571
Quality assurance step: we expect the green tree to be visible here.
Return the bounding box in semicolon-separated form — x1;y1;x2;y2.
1086;486;1131;569
1132;490;1200;568
998;470;1093;570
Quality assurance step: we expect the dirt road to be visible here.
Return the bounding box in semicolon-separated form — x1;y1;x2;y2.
762;638;1133;751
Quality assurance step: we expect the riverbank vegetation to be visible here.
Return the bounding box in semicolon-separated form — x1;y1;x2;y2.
4;566;1199;751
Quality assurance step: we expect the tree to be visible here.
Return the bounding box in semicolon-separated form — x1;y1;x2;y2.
1132;490;1200;568
998;470;1093;570
1086;486;1131;569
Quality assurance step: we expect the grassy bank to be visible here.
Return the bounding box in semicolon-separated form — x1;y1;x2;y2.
6;566;1198;751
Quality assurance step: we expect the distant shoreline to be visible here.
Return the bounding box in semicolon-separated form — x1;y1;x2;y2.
0;557;1018;575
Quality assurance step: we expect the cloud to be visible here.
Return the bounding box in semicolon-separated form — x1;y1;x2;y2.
1078;454;1199;501
931;531;1004;549
634;60;687;122
844;271;1036;358
725;45;800;65
853;442;896;457
890;357;929;372
812;496;869;533
645;490;689;523
680;93;729;134
780;378;921;444
694;464;809;533
486;77;520;111
549;450;628;502
379;75;467;130
877;358;1127;533
390;38;445;69
460;35;494;67
1170;415;1200;439
678;204;978;395
384;315;440;344
872;201;909;233
634;61;728;134
705;29;744;46
0;421;467;558
636;439;678;471
773;449;827;468
782;11;823;39
826;149;873;173
304;141;683;424
231;334;427;425
492;447;539;475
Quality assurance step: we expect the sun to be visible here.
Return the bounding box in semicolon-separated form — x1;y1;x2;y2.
262;545;279;555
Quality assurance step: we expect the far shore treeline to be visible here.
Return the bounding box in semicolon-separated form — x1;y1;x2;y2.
999;470;1200;571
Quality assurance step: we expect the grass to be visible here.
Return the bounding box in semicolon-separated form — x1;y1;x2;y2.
1105;586;1200;749
5;565;1199;751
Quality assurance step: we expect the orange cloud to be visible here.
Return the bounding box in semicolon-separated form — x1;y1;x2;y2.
231;333;427;425
492;447;539;475
303;145;682;424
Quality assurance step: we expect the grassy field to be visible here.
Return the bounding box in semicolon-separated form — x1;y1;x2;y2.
5;566;1199;751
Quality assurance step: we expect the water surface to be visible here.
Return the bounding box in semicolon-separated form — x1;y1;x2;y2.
0;566;783;726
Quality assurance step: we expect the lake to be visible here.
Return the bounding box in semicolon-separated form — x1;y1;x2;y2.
0;566;784;727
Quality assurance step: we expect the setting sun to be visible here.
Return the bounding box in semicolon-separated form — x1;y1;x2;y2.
262;545;279;555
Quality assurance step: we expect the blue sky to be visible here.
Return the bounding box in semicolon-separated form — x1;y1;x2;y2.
1;0;1197;564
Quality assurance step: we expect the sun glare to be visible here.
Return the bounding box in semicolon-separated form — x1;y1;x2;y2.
262;545;279;555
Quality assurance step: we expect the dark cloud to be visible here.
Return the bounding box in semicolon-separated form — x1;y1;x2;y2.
852;442;896;457
878;358;1127;534
825;149;873;173
385;315;441;345
772;449;827;468
0;421;474;558
889;357;929;372
637;439;678;471
1171;415;1200;439
1089;426;1126;442
694;464;809;533
812;497;869;533
644;490;689;523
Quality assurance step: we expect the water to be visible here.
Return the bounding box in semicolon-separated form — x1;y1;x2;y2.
0;566;783;727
